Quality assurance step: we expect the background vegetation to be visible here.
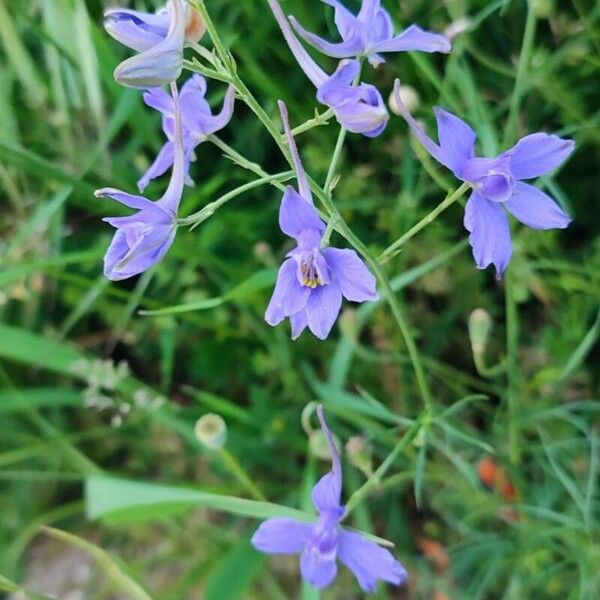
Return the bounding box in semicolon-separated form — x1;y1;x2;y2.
0;0;598;598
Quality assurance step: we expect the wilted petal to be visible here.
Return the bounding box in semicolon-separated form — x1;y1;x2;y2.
373;24;450;54
504;182;571;230
251;518;313;554
305;283;343;340
290;15;363;58
104;8;170;52
323;248;378;302
279;188;325;238
338;530;408;593
265;259;311;326
300;547;338;589
113;0;186;89
434;107;476;175
464;191;512;275
504;133;575;180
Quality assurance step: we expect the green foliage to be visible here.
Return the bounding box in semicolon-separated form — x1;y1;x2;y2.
0;0;599;599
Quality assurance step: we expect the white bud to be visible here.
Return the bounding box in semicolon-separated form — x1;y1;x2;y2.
389;85;419;115
195;413;227;450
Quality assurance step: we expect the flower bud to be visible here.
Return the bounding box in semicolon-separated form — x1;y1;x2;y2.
194;413;227;450
185;8;207;44
444;18;472;41
531;0;554;19
389;85;419;115
468;308;492;357
346;436;373;477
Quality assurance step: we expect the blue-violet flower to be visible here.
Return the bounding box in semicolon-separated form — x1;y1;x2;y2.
393;80;574;275
105;0;205;88
265;102;378;340
267;0;389;137
96;83;185;280
252;405;407;592
290;0;451;67
139;74;235;191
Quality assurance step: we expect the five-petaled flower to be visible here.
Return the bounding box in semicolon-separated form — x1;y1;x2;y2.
265;102;378;340
392;80;574;275
251;405;407;592
96;83;185;280
267;0;389;137
290;0;451;67
139;74;235;191
105;0;205;89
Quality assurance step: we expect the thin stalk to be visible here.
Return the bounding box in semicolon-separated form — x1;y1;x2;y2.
504;2;537;146
505;269;521;464
345;419;423;514
379;182;471;263
179;171;294;228
324;126;347;194
218;447;266;501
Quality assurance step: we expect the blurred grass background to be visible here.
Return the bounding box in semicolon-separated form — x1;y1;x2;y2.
0;0;599;598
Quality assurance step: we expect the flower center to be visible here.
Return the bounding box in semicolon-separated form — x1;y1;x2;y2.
300;257;325;288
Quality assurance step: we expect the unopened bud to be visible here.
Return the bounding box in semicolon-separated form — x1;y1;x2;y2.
185;8;207;44
531;0;554;19
194;413;227;450
338;308;359;340
389;85;419;115
444;17;472;41
346;436;373;477
468;308;492;356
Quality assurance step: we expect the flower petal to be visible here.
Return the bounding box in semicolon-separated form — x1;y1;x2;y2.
265;259;311;326
372;24;451;54
104;8;170;52
289;16;363;59
323;248;378;302
95;188;158;211
251;517;313;554
321;0;359;40
305;283;343;340
338;529;408;593
504;133;575;180
279;188;325;238
434;107;476;175
504;182;571;230
290;309;308;340
138;142;175;192
464;191;512;275
113;0;186;89
143;87;174;115
300;547;338;589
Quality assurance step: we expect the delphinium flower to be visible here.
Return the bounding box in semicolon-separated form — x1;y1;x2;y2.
252;405;407;592
392;81;574;275
290;0;451;68
95;84;185;280
267;0;389;137
265;102;378;339
104;0;206;88
138;74;235;191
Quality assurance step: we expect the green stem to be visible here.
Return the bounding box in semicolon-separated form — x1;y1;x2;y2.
218;447;266;501
324;126;347;194
178;171;293;228
345;418;423;514
379;182;471;263
505;268;520;464
504;2;537;146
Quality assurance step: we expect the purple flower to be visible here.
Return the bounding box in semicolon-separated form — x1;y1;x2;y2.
138;74;235;191
265;102;378;340
290;0;451;68
267;0;389;137
252;405;407;592
96;84;185;280
392;81;574;275
105;0;206;89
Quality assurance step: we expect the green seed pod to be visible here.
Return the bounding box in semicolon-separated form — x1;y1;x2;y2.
468;308;492;357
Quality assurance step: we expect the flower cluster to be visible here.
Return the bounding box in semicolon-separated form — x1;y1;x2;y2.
98;0;576;594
